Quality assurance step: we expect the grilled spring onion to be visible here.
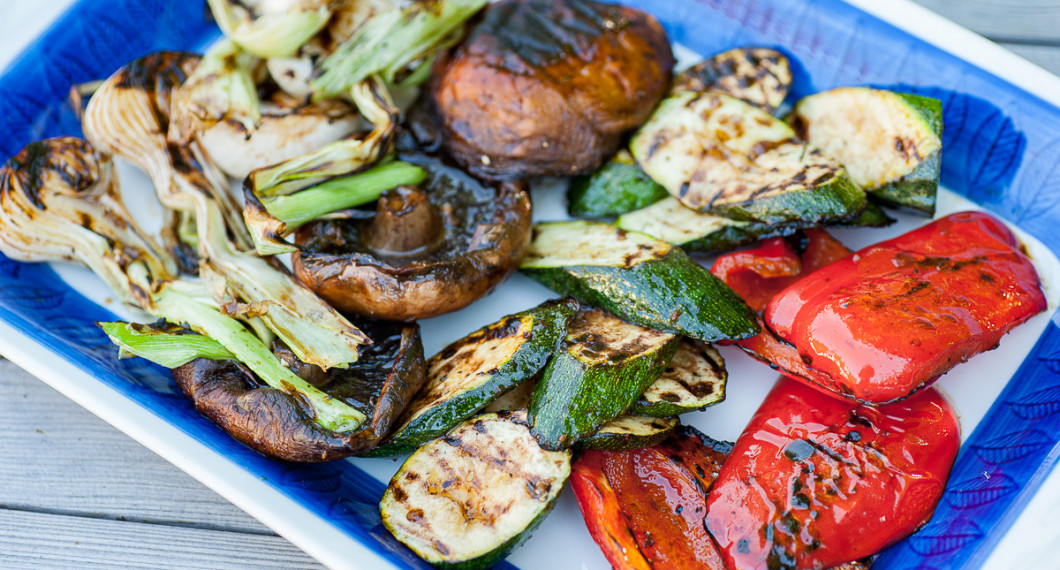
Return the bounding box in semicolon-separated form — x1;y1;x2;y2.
207;0;332;58
242;80;424;255
313;0;487;97
0;137;366;433
82;52;369;371
168;38;261;145
100;322;234;368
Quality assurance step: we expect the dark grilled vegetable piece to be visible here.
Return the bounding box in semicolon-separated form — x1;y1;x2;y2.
520;220;759;342
292;153;531;321
529;308;680;450
428;0;674;181
365;298;578;457
631;91;867;225
567;150;669;218
671;47;793;113
381;410;571;569
629;339;726;417
792;87;943;214
172;319;426;462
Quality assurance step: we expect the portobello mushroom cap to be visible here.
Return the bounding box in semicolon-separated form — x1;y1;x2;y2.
291;154;531;321
173;319;426;462
426;0;674;181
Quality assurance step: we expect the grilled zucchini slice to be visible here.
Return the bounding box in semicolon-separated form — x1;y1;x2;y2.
792;87;943;215
381;410;570;569
629;339;727;417
576;414;679;451
567;150;669;218
630;92;866;224
529;308;680;450
671;47;792;113
366;298;578;457
520;220;759;342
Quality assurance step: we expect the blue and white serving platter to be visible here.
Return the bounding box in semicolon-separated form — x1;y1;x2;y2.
2;0;1060;568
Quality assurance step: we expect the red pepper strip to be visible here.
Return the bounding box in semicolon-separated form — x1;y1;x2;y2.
710;230;854;398
571;428;731;569
706;378;960;570
766;211;1047;403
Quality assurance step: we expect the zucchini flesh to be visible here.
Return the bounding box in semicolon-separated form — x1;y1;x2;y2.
381;410;570;569
367;298;577;457
567;150;668;218
529;308;679;450
792;87;942;215
630;339;726;417
630;91;866;224
520;220;759;342
576;414;678;451
671;47;792;113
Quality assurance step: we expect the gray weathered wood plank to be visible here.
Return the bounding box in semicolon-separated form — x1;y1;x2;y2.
1001;43;1060;76
0;509;323;569
0;361;272;533
914;0;1060;44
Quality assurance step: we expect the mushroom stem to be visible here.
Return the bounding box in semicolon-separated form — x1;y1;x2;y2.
365;185;443;255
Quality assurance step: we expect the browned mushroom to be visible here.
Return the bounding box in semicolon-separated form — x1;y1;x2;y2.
424;0;674;181
173;319;426;462
291;154;531;320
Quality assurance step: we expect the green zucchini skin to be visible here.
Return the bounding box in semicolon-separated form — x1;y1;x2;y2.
364;298;578;457
630;339;727;417
567;150;669;218
523;249;759;342
671;47;793;113
576;414;678;451
792;88;943;215
381;410;570;569
529;308;680;450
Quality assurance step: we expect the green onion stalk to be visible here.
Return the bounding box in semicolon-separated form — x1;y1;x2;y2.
168;38;262;145
206;0;332;59
243;79;426;255
0;137;365;433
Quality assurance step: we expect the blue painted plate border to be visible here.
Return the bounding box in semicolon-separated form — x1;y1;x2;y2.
1;0;1059;568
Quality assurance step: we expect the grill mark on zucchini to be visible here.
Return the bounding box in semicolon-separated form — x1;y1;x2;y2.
672;47;792;113
631;339;727;417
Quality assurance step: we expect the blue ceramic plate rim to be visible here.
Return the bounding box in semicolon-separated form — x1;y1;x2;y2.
1;0;1060;568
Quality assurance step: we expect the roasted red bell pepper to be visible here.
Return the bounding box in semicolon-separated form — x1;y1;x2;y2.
711;229;855;398
570;426;731;569
765;211;1047;403
706;378;960;570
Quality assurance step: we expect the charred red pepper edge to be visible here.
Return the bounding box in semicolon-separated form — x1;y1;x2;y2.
706;378;960;570
765;211;1047;403
571;426;731;569
710;229;857;400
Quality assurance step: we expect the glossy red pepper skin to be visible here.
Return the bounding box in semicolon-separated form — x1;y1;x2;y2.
765;211;1047;403
570;427;731;569
706;378;960;570
711;230;855;398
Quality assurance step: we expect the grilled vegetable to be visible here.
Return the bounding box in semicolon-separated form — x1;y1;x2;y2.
520;220;759;342
207;0;331;58
293;153;532;320
766;211;1047;403
567;150;668;218
529;308;679;450
629;339;726;417
381;410;570;569
571;426;732;569
792;87;943;214
173;319;426;462
427;0;674;180
82;52;370;371
366;298;578;457
0;137;367;434
706;379;960;569
99;322;234;368
671;47;792;113
575;415;678;451
630;91;867;224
